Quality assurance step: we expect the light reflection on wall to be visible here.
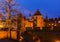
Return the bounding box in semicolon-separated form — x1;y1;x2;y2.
0;31;17;40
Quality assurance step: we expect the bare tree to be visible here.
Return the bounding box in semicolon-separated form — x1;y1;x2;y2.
0;0;20;40
0;0;19;19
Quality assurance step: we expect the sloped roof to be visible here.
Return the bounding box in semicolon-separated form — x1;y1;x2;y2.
34;10;41;16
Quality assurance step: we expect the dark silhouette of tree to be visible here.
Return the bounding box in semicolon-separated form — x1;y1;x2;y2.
17;14;23;42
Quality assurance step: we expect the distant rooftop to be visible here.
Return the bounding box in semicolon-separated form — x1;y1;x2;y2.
34;10;41;16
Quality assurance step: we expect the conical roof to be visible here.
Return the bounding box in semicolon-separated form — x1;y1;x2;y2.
34;10;41;16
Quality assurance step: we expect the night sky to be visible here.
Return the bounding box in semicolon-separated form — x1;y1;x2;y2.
0;0;60;18
17;0;60;18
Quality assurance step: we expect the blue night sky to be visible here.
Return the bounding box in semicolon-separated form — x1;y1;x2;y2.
0;0;60;18
17;0;60;18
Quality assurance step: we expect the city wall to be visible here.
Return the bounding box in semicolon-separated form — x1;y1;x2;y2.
0;31;17;40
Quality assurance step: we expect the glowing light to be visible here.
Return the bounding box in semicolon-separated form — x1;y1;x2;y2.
52;24;54;25
20;36;24;41
49;24;50;25
58;21;60;23
55;40;60;42
55;24;57;26
0;25;3;28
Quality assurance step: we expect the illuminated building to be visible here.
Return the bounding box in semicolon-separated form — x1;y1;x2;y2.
0;10;60;31
33;10;45;30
